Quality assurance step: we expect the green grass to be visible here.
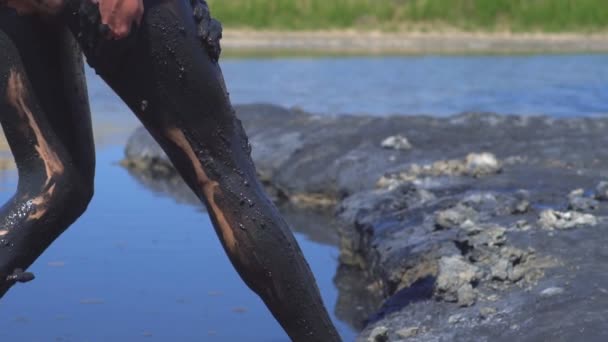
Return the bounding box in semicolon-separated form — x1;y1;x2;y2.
206;0;608;32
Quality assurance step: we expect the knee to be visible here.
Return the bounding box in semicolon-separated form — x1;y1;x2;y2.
27;168;94;223
63;173;94;219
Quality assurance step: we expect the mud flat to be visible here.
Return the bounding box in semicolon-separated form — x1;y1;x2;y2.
221;30;608;55
123;104;608;341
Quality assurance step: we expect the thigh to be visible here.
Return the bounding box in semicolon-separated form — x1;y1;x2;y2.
0;8;95;182
63;0;241;188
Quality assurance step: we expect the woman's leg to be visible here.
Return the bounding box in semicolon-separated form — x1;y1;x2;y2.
0;10;95;296
62;0;341;340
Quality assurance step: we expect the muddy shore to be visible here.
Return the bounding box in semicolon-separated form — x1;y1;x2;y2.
221;30;608;55
123;104;608;341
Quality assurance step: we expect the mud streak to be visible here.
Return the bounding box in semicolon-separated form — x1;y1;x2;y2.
6;69;64;219
165;127;237;252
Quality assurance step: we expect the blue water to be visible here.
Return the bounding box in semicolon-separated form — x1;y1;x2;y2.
89;55;608;125
1;54;607;341
220;55;608;117
0;147;355;341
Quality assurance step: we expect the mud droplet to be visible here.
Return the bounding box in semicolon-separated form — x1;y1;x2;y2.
238;223;246;230
7;268;34;283
140;100;148;112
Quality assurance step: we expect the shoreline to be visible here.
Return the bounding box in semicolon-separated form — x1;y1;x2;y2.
221;29;608;56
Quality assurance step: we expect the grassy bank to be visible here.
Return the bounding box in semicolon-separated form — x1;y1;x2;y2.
207;0;608;32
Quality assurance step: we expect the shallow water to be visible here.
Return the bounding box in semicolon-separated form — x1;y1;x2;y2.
219;55;608;117
0;147;356;341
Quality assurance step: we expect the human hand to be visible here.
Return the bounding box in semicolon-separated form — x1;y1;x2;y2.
93;0;144;39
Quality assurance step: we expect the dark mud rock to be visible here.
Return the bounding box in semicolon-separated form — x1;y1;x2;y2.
435;204;478;230
380;135;412;151
367;326;389;342
435;255;481;306
123;105;608;341
538;209;598;230
595;181;608;201
568;188;599;212
568;195;599;212
334;265;385;332
125;107;608;203
355;174;608;341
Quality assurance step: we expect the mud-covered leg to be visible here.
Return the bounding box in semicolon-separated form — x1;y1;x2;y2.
62;0;341;340
0;12;94;297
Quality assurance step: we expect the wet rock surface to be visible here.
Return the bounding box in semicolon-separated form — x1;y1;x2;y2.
123;104;608;341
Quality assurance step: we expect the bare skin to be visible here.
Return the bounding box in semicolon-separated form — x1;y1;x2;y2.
0;0;342;340
3;0;143;38
92;0;143;38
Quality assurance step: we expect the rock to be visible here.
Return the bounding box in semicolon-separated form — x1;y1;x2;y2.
568;189;598;212
448;314;465;325
491;259;511;281
479;307;497;319
395;326;420;339
465;152;502;177
512;200;531;214
469;224;506;247
457;283;477;307
508;265;527;282
378;153;503;188
568;196;598;212
540;287;565;298
513;219;532;231
435;204;478;230
122;105;608;341
511;190;531;214
367;326;389;342
595;181;608;201
435;256;481;305
338;183;435;225
381;135;412;151
538;210;598;230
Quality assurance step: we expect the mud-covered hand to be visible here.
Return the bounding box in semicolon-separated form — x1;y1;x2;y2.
94;0;144;39
190;0;222;62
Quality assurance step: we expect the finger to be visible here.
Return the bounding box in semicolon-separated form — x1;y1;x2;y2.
112;23;130;39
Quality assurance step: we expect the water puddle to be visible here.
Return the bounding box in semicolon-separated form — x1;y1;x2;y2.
0;147;357;341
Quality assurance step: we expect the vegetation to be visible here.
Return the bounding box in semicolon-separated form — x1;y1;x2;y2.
206;0;608;32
